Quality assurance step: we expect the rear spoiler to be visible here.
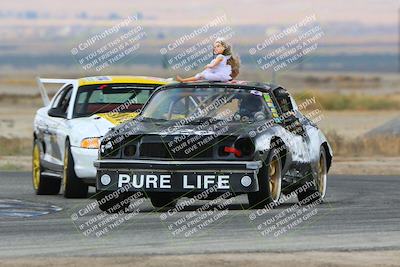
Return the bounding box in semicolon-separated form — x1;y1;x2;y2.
36;77;76;106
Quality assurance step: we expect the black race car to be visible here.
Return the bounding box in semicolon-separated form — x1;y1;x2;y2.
94;81;333;211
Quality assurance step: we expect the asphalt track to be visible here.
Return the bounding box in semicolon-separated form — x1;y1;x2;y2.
0;171;399;257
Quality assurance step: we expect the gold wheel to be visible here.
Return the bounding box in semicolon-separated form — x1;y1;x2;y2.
32;143;41;190
268;156;281;202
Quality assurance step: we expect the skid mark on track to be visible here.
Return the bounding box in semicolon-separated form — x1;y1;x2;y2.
0;199;62;218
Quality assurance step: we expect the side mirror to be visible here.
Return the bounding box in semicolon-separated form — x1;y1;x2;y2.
48;108;67;118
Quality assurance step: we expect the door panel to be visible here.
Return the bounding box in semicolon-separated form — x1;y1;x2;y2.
46;85;73;167
271;88;311;164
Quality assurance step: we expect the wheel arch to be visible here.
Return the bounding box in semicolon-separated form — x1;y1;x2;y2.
62;136;71;162
321;142;332;171
33;132;46;154
270;136;287;170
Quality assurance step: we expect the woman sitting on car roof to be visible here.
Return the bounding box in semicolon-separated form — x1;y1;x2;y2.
176;38;240;82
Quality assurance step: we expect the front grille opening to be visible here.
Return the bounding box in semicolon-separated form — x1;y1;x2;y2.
235;138;255;157
139;139;213;159
140;143;169;158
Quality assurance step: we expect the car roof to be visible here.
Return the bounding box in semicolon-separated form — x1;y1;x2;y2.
158;80;282;92
78;76;170;87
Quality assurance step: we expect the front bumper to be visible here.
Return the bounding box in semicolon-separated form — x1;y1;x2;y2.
94;159;262;193
71;146;98;181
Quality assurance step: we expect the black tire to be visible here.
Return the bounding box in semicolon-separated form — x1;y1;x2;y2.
248;148;282;209
96;190;130;213
297;146;327;205
63;140;88;198
150;193;177;210
32;139;61;195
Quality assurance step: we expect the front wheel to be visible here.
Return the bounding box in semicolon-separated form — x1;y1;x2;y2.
63;141;88;198
248;148;282;209
298;146;327;204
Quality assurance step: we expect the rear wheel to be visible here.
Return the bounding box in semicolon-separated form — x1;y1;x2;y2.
32;140;61;195
63;141;88;198
248;148;282;209
298;146;327;204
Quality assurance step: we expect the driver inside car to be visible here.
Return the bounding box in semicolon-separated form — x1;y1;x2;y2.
237;94;265;121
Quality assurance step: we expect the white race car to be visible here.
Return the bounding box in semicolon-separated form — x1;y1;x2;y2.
32;76;169;198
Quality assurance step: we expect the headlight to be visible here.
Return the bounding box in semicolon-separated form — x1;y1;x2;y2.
100;140;119;158
100;141;112;154
80;137;100;149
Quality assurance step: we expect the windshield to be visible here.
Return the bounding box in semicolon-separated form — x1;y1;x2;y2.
141;87;272;123
73;83;156;118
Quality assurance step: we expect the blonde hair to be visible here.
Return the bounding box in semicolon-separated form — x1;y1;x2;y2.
214;39;240;79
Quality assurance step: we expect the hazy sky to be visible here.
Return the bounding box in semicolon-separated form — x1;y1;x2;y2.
2;0;399;26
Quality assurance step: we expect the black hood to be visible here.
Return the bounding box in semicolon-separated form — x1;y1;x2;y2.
103;116;266;141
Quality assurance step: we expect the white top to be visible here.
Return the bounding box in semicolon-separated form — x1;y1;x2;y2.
195;54;232;81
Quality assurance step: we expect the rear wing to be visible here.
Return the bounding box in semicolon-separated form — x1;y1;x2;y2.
36;77;76;106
